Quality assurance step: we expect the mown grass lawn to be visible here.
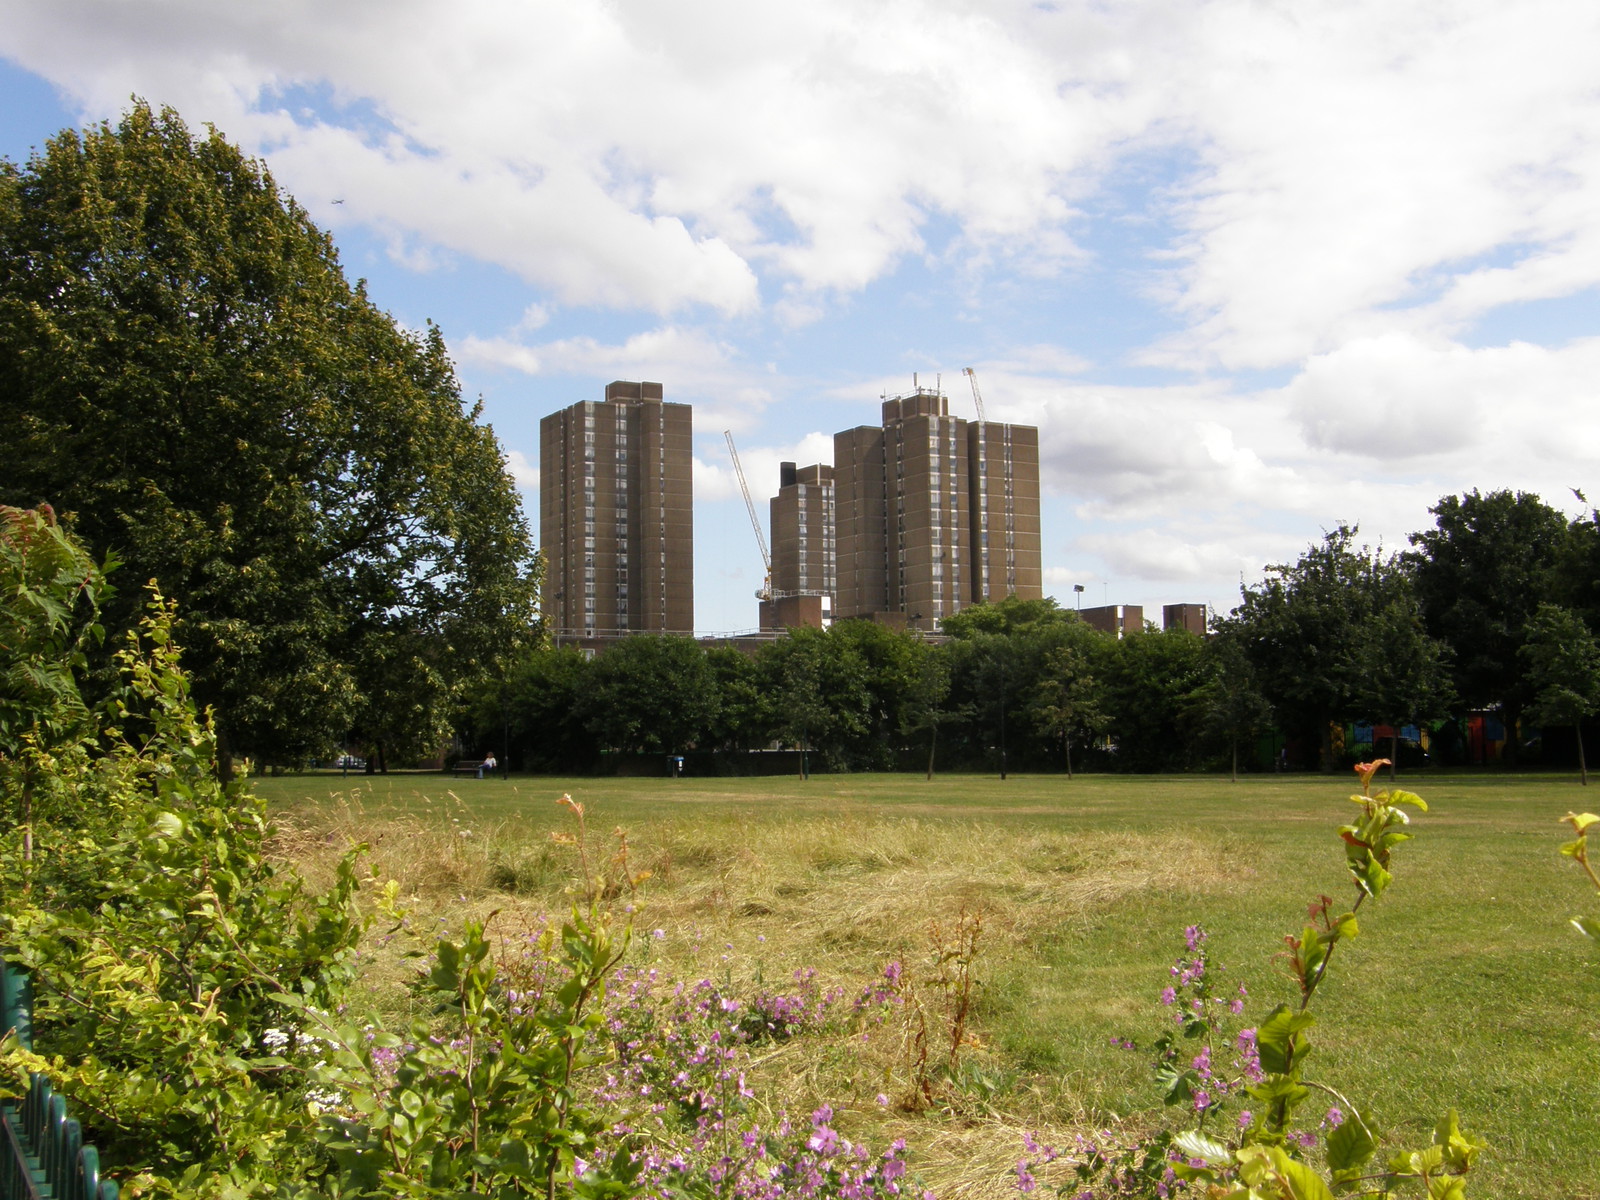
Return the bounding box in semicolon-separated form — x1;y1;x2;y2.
256;769;1600;1199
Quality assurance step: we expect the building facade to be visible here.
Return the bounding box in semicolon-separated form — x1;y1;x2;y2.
1080;604;1144;637
1162;603;1209;635
761;462;835;631
539;381;693;639
831;384;1041;632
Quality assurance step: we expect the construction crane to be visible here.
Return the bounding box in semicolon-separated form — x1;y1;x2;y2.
961;366;988;424
724;431;772;601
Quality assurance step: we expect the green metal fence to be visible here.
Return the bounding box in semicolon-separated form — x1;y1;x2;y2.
1;961;118;1200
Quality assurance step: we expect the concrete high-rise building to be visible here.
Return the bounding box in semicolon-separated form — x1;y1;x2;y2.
832;383;1041;632
761;462;835;632
539;381;693;639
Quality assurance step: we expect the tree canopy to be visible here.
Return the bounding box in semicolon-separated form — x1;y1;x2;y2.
1520;603;1600;784
1407;489;1568;735
1223;525;1450;770
0;103;538;770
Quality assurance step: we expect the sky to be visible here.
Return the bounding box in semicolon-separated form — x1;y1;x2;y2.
3;0;1598;635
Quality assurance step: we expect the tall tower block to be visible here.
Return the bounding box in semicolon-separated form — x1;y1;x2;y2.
539;381;693;639
832;382;1041;632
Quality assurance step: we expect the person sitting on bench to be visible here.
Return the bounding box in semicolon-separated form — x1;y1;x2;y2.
479;751;497;778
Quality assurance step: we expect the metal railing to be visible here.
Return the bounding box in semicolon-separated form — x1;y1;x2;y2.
1;961;118;1200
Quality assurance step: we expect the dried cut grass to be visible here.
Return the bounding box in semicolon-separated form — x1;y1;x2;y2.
623;817;1244;977
265;790;1242;1190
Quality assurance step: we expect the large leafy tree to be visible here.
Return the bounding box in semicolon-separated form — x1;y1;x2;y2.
1406;489;1568;754
759;625;871;776
943;599;1095;772
1225;525;1448;771
1096;626;1211;772
1520;603;1600;785
579;635;719;756
1028;635;1106;779
0;103;538;771
1196;626;1274;782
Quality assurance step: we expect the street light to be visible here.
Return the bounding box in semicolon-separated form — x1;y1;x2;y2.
1073;583;1084;610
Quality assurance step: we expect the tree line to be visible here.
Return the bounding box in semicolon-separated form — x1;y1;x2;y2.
466;491;1600;778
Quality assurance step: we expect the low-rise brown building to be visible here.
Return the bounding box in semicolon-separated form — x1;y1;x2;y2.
1162;603;1209;635
1080;603;1144;637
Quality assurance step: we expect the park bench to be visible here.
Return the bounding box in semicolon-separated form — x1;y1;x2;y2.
450;760;490;778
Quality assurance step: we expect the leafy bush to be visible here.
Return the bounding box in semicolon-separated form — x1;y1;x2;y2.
2;586;368;1196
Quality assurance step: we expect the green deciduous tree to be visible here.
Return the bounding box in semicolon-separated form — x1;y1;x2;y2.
1521;604;1600;785
1226;526;1448;771
1097;626;1211;773
1029;637;1105;779
580;635;719;757
901;641;956;781
0;103;537;774
1407;489;1568;756
704;644;767;754
1196;628;1273;782
760;625;870;776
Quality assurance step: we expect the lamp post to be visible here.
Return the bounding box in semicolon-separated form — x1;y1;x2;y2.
1073;583;1084;610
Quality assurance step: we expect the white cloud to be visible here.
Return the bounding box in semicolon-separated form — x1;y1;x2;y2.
0;0;1133;314
1285;333;1600;468
8;0;1598;353
1014;382;1310;520
458;335;542;375
1142;0;1600;368
1074;528;1263;585
504;449;539;488
457;324;740;383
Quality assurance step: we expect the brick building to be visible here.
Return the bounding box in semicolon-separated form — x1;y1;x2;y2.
761;461;835;632
539;381;693;639
831;383;1041;632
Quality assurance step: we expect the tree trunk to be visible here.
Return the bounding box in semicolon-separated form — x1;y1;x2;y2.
1389;731;1399;781
216;727;237;783
1230;735;1237;784
1064;734;1073;780
1321;722;1335;773
1578;720;1589;786
1501;704;1521;766
926;725;937;781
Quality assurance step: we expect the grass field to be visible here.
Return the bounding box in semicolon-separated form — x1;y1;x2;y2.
256;769;1600;1199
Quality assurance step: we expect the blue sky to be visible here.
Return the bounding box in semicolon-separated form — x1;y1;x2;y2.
4;1;1598;634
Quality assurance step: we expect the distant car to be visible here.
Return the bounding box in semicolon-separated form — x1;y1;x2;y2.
334;755;366;769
